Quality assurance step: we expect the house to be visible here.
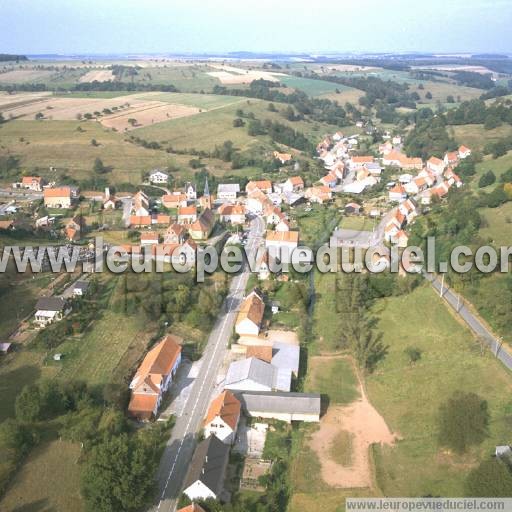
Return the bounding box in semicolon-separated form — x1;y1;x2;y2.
128;334;182;421
405;176;428;195
149;170;169;184
162;193;188;209
266;206;286;226
444;151;459;166
382;150;422;170
282;176;304;193
265;230;299;253
218;203;246;225
391;230;409;248
129;215;152;228
246;190;272;215
275;218;290;232
365;162;383;177
21;176;44;191
378;141;393;155
388;185;407;202
72;281;90;297
189;208;215;240
458;145;471;159
43;187;72;208
246;180;273;195
345;202;362;214
271;342;300;377
34;297;70;327
132;191;150;217
235;289;265;337
153;213;171;225
217;183;240;201
349;155;374;170
178;206;198;224
320;173;337;188
185;182;197;201
103;187;118;209
204;391;241;445
304;186;332;204
224;357;290;392
140;232;159;245
273;151;292;164
182;435;230;502
237;391;321;423
426;156;445;175
164;224;186;244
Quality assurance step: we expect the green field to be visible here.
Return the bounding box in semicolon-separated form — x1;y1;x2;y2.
132;91;247;110
367;285;512;497
479;201;512;246
279;75;349;97
473;150;512;190
451;123;512;152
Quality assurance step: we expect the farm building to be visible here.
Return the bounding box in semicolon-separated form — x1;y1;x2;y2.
204;390;241;445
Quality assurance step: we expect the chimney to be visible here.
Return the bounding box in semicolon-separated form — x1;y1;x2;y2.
105;187;110;199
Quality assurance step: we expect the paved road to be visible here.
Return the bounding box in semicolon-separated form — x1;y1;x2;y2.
151;215;265;512
425;272;512;370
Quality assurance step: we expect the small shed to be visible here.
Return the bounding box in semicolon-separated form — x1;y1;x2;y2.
0;342;13;354
53;353;63;361
345;202;362;215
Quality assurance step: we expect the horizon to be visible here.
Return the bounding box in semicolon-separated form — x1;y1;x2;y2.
1;0;511;55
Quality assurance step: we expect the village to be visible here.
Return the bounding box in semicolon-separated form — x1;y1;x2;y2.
0;120;479;511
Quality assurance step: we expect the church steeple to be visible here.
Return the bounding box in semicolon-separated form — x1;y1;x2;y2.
204;176;210;197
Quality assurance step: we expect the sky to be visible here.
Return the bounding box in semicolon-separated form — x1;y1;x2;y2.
0;0;511;55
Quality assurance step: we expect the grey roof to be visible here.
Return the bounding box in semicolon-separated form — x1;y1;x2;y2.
237;391;321;416
35;296;66;312
217;183;240;194
73;281;89;291
183;435;230;496
271;343;300;375
225;357;275;390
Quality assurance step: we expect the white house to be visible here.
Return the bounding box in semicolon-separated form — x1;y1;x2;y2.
203;391;241;444
149;170;169;184
235;290;265;337
34;297;71;327
217;183;240;201
182;435;230;501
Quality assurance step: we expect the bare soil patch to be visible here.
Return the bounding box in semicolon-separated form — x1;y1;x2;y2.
79;69;115;82
207;63;282;84
309;375;396;488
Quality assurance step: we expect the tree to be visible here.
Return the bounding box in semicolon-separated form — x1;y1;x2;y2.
34;112;44;120
484;114;501;130
478;170;496;188
91;138;99;146
94;157;106;174
465;460;512;497
15;385;43;422
232;117;244;128
438;391;489;454
446;95;455;103
404;346;422;364
127;118;137;127
425;91;433;99
268;103;277;112
81;433;157;512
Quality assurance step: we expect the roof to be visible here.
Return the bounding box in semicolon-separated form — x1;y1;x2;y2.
129;215;152;226
204;390;241;430
351;156;374;163
321;173;337;183
237;290;265;328
127;394;158;416
178;505;207;512
35;296;66;312
271;342;300;375
22;176;42;184
183;435;230;496
178;206;197;216
265;230;299;243
246;345;273;363
225;357;276;389
218;203;246;216
131;335;182;390
237;391;321;416
73;281;89;291
459;145;471;153
287;176;304;186
246;180;272;192
140;232;159;241
217;183;240;193
44;186;71;198
0;220;14;229
428;156;444;166
162;193;186;204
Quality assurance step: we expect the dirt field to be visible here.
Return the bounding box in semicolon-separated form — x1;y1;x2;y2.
100;101;200;131
325;64;378;72
309;367;396;489
207;63;282;84
78;69;115;82
0;69;54;83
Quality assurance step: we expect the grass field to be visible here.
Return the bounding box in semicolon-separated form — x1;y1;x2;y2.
278;75;349;97
367;284;512;497
0;438;84;512
479;201;512;246
319;88;365;105
132;91;247;110
473;150;512;190
450;123;512;152
0;119;188;184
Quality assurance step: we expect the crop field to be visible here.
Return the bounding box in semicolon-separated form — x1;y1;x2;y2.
0;68;55;83
78;69;115;82
131;91;246;110
278;75;347;96
451;123;512;152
